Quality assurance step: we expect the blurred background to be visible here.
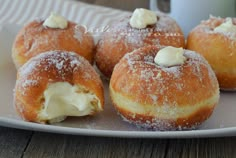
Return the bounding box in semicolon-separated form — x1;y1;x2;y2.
78;0;150;11
78;0;170;12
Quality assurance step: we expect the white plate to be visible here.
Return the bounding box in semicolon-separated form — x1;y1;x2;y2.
0;23;236;138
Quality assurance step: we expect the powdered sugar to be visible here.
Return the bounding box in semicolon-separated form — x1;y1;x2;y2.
21;79;38;88
103;13;183;48
16;51;99;96
149;94;158;103
118;111;200;131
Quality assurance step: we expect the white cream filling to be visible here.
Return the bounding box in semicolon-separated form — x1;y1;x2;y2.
129;8;157;29
38;82;101;122
43;12;68;29
154;46;186;67
214;18;236;33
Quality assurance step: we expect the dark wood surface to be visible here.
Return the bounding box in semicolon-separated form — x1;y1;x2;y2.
1;126;236;158
1;1;235;158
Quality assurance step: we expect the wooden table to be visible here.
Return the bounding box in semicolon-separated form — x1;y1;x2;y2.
0;1;235;158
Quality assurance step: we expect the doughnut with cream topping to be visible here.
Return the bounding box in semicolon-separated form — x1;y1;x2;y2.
95;8;185;78
12;12;95;69
110;45;219;130
187;16;236;90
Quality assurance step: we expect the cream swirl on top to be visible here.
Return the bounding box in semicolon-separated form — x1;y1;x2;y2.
129;8;157;29
214;18;236;33
43;12;68;29
154;46;186;67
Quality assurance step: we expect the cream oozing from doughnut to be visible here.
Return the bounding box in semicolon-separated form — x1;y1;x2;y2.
14;51;104;123
38;82;100;123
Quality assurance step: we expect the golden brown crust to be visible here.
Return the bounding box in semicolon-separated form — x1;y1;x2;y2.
12;19;95;68
187;16;236;90
109;45;219;130
95;14;185;78
14;51;104;123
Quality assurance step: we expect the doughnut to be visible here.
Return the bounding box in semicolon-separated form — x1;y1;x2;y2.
12;13;95;69
187;16;236;90
95;8;185;78
110;45;219;130
14;51;104;123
